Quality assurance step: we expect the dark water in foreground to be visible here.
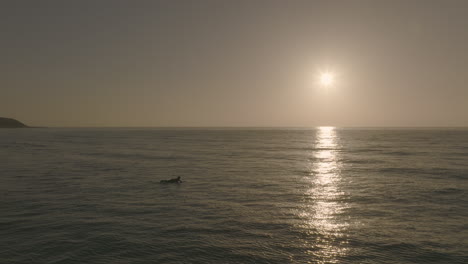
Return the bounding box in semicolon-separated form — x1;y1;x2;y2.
1;128;467;264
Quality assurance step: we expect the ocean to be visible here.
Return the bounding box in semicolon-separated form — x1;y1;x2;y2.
1;127;467;263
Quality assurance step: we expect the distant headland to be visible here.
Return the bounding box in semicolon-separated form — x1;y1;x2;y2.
0;117;28;128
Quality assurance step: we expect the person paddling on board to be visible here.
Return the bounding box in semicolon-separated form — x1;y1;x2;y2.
161;176;182;183
170;176;182;183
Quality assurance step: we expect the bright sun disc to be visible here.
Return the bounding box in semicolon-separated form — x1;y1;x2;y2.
320;72;334;86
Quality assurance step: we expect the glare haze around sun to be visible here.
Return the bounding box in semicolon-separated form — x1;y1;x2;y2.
320;72;334;86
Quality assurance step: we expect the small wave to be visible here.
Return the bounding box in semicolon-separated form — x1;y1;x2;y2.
433;187;464;195
377;167;420;174
375;167;467;179
345;159;384;165
381;151;413;156
77;152;189;162
344;148;382;154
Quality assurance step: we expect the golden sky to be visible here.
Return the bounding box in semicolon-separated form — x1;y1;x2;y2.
1;0;467;127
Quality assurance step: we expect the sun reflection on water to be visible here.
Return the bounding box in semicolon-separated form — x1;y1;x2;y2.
299;126;349;263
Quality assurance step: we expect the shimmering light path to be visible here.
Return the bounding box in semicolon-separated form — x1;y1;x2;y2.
299;127;350;263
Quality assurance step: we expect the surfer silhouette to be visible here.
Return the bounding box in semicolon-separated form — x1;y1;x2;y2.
160;176;182;183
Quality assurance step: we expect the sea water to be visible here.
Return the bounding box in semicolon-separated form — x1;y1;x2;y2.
1;128;467;263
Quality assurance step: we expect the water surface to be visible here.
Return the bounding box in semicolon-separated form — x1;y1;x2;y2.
1;128;467;263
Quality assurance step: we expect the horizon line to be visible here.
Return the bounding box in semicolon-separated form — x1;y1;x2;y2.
22;125;468;129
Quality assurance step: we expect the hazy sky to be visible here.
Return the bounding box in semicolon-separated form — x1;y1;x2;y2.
1;0;467;127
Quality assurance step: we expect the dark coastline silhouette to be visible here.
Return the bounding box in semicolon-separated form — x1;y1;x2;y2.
0;117;28;128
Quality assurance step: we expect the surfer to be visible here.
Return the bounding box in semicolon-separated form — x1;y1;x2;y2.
160;176;182;183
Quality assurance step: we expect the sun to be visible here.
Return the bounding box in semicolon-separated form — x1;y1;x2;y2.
320;72;334;86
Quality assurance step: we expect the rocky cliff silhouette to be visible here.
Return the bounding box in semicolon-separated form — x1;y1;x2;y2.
0;117;28;128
